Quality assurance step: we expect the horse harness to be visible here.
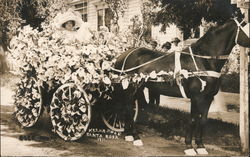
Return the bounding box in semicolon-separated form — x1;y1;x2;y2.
111;18;248;98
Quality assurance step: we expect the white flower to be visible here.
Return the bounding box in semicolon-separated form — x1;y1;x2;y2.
149;71;157;79
103;77;111;85
122;78;129;89
158;70;168;75
101;60;111;70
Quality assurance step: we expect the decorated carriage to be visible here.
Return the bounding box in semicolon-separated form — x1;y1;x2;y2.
9;22;146;141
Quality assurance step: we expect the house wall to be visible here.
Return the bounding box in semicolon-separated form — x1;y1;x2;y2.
69;0;181;44
87;0;99;30
120;0;142;30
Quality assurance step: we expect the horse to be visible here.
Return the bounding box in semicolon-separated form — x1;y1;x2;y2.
112;18;250;155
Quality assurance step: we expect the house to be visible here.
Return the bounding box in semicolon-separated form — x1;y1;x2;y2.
68;0;142;30
68;0;182;45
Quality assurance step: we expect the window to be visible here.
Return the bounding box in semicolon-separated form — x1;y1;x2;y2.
70;1;88;22
82;14;87;22
97;8;114;31
74;2;87;8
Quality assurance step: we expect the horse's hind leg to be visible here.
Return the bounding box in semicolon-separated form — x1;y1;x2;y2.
123;86;143;146
124;98;143;146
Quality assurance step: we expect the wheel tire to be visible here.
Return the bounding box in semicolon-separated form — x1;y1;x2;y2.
14;77;43;127
50;83;92;141
101;99;138;132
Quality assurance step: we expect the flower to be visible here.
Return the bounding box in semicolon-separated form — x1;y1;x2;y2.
122;78;129;89
149;71;157;79
103;77;111;85
102;60;111;70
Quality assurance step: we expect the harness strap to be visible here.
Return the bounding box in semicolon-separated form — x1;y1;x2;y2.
191;71;221;78
179;51;229;60
189;47;199;70
111;53;169;73
233;18;245;45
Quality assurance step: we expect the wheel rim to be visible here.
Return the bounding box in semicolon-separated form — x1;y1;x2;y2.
50;83;91;141
14;77;43;127
101;100;138;132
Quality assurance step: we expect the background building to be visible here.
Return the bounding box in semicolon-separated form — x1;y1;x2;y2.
68;0;183;45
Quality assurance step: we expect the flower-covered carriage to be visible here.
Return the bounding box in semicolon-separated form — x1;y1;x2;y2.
7;5;151;140
9;9;179;141
9;24;142;141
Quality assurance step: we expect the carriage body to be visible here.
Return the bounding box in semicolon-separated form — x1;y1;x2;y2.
13;61;139;141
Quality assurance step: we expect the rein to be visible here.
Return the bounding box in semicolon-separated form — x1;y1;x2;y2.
111;52;170;73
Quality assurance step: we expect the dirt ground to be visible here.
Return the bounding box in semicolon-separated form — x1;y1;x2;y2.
0;73;244;156
0;106;240;156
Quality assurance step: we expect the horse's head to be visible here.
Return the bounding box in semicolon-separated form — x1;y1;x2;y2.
233;18;250;48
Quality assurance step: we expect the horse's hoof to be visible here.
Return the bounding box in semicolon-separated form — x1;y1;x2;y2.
196;148;208;155
125;135;134;142
133;139;143;146
184;148;197;156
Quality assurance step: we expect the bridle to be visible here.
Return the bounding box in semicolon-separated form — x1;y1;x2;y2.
234;18;249;45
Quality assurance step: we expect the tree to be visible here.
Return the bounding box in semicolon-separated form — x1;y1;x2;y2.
105;0;128;33
0;0;22;49
149;0;241;39
0;0;69;49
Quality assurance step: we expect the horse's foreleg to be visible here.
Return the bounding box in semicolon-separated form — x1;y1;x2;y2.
184;98;198;155
194;96;213;154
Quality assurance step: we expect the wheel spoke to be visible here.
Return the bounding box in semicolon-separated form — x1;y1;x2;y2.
107;113;113;122
69;86;72;101
113;114;117;128
119;120;122;129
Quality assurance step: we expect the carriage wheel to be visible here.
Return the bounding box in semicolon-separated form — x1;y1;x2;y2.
101;99;138;132
14;77;43;127
50;83;92;141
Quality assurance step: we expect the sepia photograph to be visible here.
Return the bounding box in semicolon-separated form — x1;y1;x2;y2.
0;0;249;156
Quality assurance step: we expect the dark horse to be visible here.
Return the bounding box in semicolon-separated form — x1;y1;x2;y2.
112;18;249;155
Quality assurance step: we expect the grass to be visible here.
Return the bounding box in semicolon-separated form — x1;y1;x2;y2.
137;106;240;152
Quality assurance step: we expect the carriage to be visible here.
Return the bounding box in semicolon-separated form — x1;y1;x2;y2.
13;64;140;141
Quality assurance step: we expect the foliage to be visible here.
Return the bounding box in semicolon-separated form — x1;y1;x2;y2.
105;0;128;33
0;0;69;49
148;0;241;39
141;0;156;42
221;45;240;74
220;73;239;93
0;0;22;49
